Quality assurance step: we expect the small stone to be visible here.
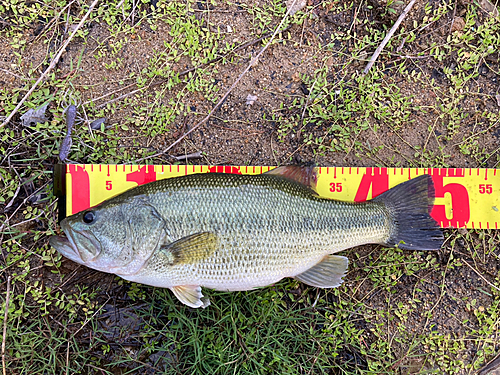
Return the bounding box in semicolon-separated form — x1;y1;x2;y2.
478;0;499;16
246;94;258;105
291;72;301;82
286;0;306;15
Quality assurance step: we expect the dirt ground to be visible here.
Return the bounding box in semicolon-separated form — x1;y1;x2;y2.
1;0;500;374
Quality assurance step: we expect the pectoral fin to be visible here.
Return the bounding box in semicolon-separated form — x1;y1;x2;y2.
294;255;349;288
160;232;218;265
170;285;210;308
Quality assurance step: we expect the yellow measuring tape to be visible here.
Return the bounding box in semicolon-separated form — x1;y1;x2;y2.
53;164;500;229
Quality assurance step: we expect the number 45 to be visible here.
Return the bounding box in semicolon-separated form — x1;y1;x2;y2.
479;184;493;194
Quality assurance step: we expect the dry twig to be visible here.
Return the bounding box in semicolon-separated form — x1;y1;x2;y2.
363;0;418;74
171;151;203;161
0;0;99;129
478;351;500;375
462;259;500;292
2;276;11;375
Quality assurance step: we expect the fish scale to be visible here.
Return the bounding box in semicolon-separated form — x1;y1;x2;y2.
50;167;443;308
128;173;389;290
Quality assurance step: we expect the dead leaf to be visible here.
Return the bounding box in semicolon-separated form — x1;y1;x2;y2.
495;94;500;107
451;17;466;32
90;117;106;130
246;94;258;105
67;24;79;34
286;0;307;15
20;103;49;126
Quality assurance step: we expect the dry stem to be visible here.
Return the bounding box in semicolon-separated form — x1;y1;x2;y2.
363;0;418;74
2;276;12;375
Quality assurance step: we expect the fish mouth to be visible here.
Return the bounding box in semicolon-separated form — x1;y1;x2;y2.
50;221;101;265
49;233;86;265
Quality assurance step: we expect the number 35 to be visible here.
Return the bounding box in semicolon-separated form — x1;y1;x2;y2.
330;182;342;192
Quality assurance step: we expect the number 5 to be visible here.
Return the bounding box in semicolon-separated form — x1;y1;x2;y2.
106;181;112;190
431;170;470;227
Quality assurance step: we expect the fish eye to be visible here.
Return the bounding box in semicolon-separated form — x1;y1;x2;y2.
83;211;96;224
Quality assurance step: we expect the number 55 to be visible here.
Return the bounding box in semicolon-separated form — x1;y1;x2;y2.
479;184;492;194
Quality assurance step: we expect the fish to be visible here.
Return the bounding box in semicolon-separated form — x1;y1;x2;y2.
49;166;443;308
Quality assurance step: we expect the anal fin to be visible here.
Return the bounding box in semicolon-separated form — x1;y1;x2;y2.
170;285;210;308
294;255;349;288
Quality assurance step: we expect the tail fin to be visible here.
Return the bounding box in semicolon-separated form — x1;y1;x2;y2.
373;175;443;250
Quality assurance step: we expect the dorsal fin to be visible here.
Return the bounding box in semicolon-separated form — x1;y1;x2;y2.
265;165;318;191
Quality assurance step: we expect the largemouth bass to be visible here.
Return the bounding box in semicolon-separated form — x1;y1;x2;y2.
50;166;443;308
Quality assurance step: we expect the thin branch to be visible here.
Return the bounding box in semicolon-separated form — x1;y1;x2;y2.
134;1;298;163
0;68;26;80
478;351;500;375
363;0;418;74
81;81;137;106
30;1;76;45
0;182;51;233
72;297;111;337
0;18;16;27
462;259;500;293
7;212;45;229
2;276;12;375
176;25;292;78
0;0;100;129
171;151;203;161
3;184;21;212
